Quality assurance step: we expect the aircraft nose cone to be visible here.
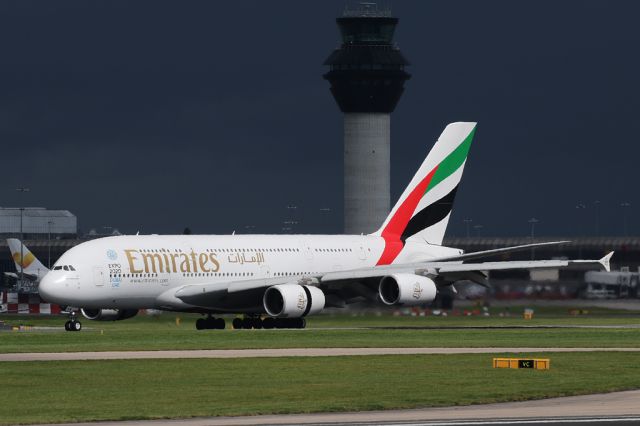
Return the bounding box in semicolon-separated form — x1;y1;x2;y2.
38;273;56;303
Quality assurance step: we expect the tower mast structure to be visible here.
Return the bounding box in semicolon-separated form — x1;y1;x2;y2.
324;3;410;234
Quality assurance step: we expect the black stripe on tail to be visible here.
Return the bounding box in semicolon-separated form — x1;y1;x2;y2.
401;186;459;243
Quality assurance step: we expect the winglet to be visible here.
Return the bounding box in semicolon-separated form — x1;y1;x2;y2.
599;251;614;272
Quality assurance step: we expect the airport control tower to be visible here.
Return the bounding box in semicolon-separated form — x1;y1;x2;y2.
324;3;410;235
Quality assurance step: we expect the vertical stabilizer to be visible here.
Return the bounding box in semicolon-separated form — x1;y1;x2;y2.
6;239;49;279
372;122;476;264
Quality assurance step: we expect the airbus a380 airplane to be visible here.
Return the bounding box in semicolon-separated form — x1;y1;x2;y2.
39;122;612;331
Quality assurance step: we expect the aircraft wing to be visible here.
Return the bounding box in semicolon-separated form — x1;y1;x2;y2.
317;253;612;284
174;275;314;307
426;241;570;263
174;252;613;309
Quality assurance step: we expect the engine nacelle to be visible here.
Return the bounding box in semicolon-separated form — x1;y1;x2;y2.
263;284;325;318
80;308;139;321
379;274;437;306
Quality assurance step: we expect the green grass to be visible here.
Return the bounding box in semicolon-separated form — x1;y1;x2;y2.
1;310;639;353
1;352;639;425
313;308;640;327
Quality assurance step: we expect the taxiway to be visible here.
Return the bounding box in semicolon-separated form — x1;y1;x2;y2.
29;389;640;425
2;347;640;361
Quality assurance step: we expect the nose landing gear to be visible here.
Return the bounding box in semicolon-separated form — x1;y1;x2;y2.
64;311;82;332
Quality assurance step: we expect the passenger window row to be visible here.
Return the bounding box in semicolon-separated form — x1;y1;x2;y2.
133;247;356;254
136;247;302;254
113;271;321;279
274;272;315;276
207;248;300;253
183;272;255;277
112;273;158;278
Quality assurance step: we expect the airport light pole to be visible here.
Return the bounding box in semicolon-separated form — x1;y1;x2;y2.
285;205;298;234
594;200;601;236
15;187;30;284
463;218;473;238
528;217;539;239
575;202;586;236
620;202;631;237
528;217;539;260
47;220;53;268
319;207;333;234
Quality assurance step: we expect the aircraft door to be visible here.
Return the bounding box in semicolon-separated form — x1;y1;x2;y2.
162;269;171;287
260;265;271;282
358;244;367;260
300;241;314;260
93;266;105;287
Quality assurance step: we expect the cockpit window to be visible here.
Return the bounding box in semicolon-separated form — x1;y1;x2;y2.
54;265;75;271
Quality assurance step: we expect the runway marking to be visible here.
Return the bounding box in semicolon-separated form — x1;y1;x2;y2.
23;390;640;425
1;347;640;361
362;324;640;330
347;417;640;425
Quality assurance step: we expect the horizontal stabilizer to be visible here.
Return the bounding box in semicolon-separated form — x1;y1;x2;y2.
571;251;614;272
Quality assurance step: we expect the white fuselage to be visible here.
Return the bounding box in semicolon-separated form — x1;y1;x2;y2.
39;234;461;312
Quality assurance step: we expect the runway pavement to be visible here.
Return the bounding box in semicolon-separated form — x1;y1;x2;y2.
5;324;640;333
30;389;640;425
2;347;640;361
366;324;640;330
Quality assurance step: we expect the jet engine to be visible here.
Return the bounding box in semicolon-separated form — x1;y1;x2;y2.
378;274;437;306
80;308;139;321
263;284;325;318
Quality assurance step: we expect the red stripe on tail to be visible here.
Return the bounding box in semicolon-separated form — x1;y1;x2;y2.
376;166;439;265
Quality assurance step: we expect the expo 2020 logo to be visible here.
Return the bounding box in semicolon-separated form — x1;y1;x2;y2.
106;249;118;261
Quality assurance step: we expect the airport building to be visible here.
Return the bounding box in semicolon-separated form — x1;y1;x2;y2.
0;207;78;240
324;4;410;234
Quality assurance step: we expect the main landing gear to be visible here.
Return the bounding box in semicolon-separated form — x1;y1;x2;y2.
195;316;226;330
64;311;82;332
232;317;306;330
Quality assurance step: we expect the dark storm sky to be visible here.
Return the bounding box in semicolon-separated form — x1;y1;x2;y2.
1;1;638;237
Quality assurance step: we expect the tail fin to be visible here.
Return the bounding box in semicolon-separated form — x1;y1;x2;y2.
372;122;476;264
6;239;49;278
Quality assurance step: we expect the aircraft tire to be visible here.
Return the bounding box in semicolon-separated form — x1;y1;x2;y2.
232;318;243;329
205;317;216;329
252;318;263;329
215;318;226;329
64;321;71;331
242;317;253;329
72;321;82;331
263;317;275;329
196;318;206;330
